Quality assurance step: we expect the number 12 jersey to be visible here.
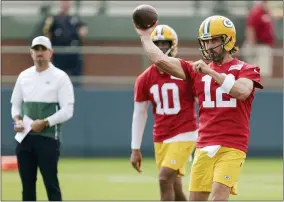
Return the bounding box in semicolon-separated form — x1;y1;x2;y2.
180;58;263;153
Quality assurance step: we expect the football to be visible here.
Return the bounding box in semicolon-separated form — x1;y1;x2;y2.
132;5;158;30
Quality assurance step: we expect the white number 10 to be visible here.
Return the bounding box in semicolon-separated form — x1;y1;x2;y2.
150;83;181;115
202;75;236;108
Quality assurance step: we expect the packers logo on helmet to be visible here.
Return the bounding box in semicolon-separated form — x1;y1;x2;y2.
150;25;178;57
223;18;234;28
198;15;237;62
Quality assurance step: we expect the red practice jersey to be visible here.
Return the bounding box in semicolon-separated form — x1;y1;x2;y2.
134;64;198;142
246;2;274;46
180;58;263;153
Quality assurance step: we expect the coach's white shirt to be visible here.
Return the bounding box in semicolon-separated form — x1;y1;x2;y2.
11;63;74;127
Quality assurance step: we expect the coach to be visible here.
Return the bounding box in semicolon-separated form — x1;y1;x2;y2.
11;36;74;201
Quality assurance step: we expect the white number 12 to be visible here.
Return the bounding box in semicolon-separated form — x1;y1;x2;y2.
202;75;236;108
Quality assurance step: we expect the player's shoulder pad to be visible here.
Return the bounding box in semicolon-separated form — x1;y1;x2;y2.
240;60;260;73
239;61;263;89
227;59;251;71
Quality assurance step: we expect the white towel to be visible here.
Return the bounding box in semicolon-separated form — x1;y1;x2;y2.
200;145;221;158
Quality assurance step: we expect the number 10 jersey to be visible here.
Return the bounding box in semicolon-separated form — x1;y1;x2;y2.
134;65;198;142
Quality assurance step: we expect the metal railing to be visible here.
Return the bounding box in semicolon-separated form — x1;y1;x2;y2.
2;45;284;56
2;45;283;88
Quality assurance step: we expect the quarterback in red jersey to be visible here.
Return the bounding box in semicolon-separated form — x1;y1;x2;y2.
130;25;198;201
133;15;263;201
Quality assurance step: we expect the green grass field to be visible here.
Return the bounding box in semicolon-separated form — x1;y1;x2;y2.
2;158;283;201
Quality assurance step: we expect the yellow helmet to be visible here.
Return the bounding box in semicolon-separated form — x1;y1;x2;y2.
198;15;236;61
150;24;178;57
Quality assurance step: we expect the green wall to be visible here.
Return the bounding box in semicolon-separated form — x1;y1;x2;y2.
2;88;283;157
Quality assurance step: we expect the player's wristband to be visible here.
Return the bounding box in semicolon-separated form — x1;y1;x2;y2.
221;74;235;94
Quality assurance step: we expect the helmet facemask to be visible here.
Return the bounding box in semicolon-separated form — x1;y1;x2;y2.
154;40;174;57
198;35;232;63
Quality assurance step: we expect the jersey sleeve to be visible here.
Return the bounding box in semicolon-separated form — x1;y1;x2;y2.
134;73;149;102
238;65;263;89
47;72;75;127
11;73;23;118
179;59;196;82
